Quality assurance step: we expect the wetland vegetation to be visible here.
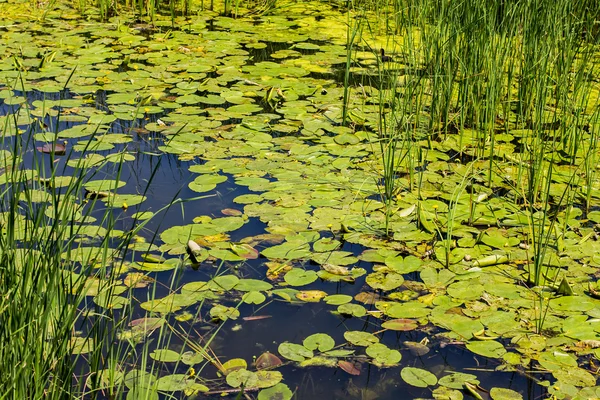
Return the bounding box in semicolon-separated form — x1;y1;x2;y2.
1;0;600;399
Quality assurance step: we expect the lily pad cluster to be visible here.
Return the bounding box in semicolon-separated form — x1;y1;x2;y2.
1;0;600;398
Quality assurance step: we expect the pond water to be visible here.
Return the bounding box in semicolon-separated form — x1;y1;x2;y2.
2;0;600;399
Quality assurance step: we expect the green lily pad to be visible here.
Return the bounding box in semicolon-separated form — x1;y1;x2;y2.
262;241;311;260
303;333;335;352
234;279;273;292
344;331;379;347
366;343;401;366
337;303;367;317
552;367;596;387
385;301;430;319
209;305;240;321
150;349;182;362
188;174;227;192
242;291;266;304
278;342;313;362
438;372;479;389
538;351;578;371
447;280;484;300
366;272;404;291
258;383;293;400
284;268;318;286
490;387;524;400
466;340;507;358
549;296;596;312
154;374;191;392
401;367;438;388
323;294;353;305
382;318;418;331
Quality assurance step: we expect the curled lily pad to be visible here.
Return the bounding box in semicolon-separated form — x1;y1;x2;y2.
37;142;66;155
256;352;283;370
338;360;361;375
230;243;259;259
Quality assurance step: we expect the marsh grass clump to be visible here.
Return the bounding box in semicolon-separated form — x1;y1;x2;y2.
352;0;600;239
0;88;187;398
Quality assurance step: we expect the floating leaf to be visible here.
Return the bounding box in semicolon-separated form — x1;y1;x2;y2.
150;349;182;363
490;387;524;400
438;372;479;389
299;356;338;368
385;301;430;319
222;358;248;375
324;294;353;305
552;367;596;387
401;367;438;388
226;369;257;388
255;370;283;389
262;241;311;260
366;272;404;291
296;290;327;302
303;333;335;352
230;243;259;259
366;343;401;366
242;291;266;304
284;268;318;286
447;280;484;300
278;342;313;362
549;296;595;312
344;331;379;347
234;279;273;292
466;340;507;358
337;303;367;317
154;374;190;392
181;351;204;366
382;319;418;331
209;305;240;321
538;351;578;371
257;383;293;400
